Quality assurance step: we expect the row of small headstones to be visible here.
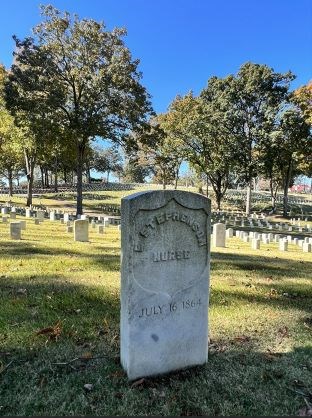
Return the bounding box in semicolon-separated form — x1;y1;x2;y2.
1;206;121;241
211;213;311;232
2;216;121;241
211;223;312;253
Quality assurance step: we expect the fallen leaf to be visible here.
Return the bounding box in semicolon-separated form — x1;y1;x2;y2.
131;378;145;388
84;383;93;392
36;322;62;341
278;326;289;338
81;352;93;360
234;335;251;343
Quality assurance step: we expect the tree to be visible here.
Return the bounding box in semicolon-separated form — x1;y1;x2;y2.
93;146;122;183
273;108;310;217
225;63;295;214
293;82;312;125
0;65;24;196
5;5;152;214
159;84;237;210
132;118;183;189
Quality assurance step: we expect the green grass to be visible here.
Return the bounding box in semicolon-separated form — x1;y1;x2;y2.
0;211;311;416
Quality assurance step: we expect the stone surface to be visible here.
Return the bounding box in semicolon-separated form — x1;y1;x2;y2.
303;243;311;252
279;240;288;251
212;223;225;247
226;228;233;238
50;211;56;221
25;209;31;218
67;226;73;233
20;220;26;230
98;225;104;234
120;190;211;380
10;222;21;240
74;219;89;242
37;210;45;221
2;217;7;223
10;212;16;219
251;238;260;250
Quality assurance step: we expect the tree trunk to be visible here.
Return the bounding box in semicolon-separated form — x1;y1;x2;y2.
40;166;44;188
76;143;86;216
54;170;58;192
283;160;293;218
174;166;179;190
107;170;110;183
24;149;36;207
63;169;67;184
8;169;13;197
269;178;276;212
206;174;209;197
245;179;252;215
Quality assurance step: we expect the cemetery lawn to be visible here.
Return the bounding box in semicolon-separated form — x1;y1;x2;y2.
0;217;311;416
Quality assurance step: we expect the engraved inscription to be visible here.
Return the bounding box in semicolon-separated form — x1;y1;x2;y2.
137;299;201;318
152;250;190;262
139;211;206;247
132;198;208;297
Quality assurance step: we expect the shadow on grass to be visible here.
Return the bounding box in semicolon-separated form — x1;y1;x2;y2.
211;251;311;279
0;241;121;271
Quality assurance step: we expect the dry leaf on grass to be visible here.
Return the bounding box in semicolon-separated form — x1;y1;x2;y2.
36;322;62;341
131;378;145;388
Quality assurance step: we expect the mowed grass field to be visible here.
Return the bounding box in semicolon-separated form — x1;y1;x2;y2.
0;199;311;415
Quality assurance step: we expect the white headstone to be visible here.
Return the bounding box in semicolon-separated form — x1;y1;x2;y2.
120;190;211;380
50;211;56;221
98;225;104;234
212;223;225;247
251;238;260;250
1;207;8;215
25;208;31;218
303;243;311;253
37;210;45;221
10;222;21;240
279;240;288;251
20;220;26;230
10;212;16;220
226;228;233;238
74;219;89;242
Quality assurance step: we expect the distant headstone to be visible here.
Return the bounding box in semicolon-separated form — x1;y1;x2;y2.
20;220;26;230
226;228;233;238
279;240;288;251
50;211;56;221
2;216;8;223
98;225;104;234
10;222;21;240
303;243;311;253
74;219;89;242
120;190;211;380
34;219;40;225
25;208;31;218
1;207;8;215
64;213;69;222
212;223;225;247
10;212;16;220
251;238;260;250
67;226;73;233
37;210;45;221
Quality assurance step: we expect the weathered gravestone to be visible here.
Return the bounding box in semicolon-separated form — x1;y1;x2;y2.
74;219;89;242
120;190;211;380
10;222;21;240
212;223;225;247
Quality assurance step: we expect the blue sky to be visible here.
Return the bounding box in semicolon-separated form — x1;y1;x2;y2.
1;0;311;115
